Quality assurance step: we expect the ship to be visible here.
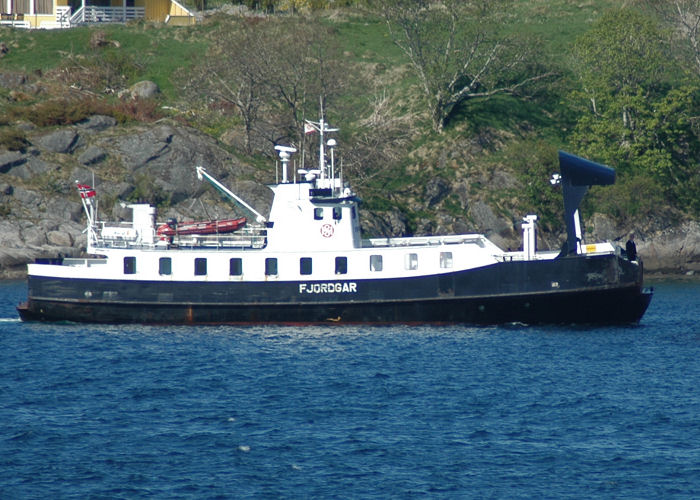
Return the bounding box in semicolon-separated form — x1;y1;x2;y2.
17;114;652;325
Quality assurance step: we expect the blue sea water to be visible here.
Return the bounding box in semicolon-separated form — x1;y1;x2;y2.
0;280;698;499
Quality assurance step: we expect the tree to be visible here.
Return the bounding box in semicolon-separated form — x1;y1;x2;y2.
570;8;700;214
639;0;700;76
381;0;555;133
186;18;344;156
185;18;268;153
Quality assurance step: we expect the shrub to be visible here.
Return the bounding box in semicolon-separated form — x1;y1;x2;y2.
0;128;30;152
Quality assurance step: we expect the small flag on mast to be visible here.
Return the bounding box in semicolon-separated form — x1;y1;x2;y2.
304;122;316;135
76;182;96;199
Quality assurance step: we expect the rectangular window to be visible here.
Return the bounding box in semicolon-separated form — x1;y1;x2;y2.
370;255;383;272
35;0;51;14
405;253;418;270
440;252;453;269
335;256;348;275
300;257;312;275
314;208;324;220
229;258;242;276
265;258;278;276
159;257;172;275
123;256;136;275
194;258;207;276
333;207;342;220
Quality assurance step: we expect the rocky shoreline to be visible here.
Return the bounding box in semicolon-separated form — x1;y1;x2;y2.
1;116;698;281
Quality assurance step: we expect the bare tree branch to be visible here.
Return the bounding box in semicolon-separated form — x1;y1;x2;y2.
382;0;556;133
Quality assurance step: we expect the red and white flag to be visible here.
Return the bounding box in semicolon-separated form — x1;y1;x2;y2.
304;122;316;135
76;183;96;199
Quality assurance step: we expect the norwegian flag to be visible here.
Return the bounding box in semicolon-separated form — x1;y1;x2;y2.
76;182;96;199
304;122;316;135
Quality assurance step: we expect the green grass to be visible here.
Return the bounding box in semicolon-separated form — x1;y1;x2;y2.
0;27;93;71
0;23;206;99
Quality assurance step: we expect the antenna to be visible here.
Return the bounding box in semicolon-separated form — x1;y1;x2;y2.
274;145;297;184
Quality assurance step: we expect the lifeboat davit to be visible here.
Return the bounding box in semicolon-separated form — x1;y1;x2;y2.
156;217;246;237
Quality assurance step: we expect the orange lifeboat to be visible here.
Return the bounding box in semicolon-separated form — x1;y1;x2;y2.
156;217;246;237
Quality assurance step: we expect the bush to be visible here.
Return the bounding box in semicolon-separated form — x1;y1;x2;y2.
10;98;101;127
0;128;30;152
6;95;163;127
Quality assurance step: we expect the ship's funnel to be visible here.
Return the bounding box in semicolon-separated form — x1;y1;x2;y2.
558;151;615;255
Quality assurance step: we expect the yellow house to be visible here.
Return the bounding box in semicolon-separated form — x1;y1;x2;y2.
1;0;195;28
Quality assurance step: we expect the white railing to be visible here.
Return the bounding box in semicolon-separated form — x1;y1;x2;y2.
363;234;488;248
0;16;30;28
69;6;83;25
71;5;145;24
56;5;71;27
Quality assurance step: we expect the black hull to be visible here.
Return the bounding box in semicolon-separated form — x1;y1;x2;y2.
18;254;652;325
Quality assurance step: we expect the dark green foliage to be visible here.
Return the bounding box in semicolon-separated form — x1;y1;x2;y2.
126;174;172;209
505;140;563;232
569;8;700;216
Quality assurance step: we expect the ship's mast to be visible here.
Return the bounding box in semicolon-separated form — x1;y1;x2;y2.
304;100;338;185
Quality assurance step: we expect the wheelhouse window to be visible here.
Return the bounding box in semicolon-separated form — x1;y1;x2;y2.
230;258;242;276
265;258;278;276
370;255;383;272
335;256;348;275
159;257;172;275
194;258;207;276
314;208;324;220
440;252;453;269
333;207;342;220
300;257;312;275
123;256;136;275
405;253;418;270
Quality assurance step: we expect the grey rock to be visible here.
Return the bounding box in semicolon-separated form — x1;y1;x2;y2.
0;247;33;277
127;80;160;99
36;129;80;154
639;220;700;273
70;167;101;187
452;181;470;210
587;213;620;242
362;209;409;237
20;225;48;246
78;145;107;165
15;121;36;132
0;220;23;247
113;124;251;205
11;187;40;207
0;71;26;89
78;115;117;131
42;197;84;223
99;182;133;199
227;179;273;218
470;201;512;236
10;158;58;180
47;230;73;247
5;164;32;180
424;177;451;207
0;151;26;173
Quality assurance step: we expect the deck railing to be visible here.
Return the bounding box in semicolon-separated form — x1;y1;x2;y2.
0;14;30;28
70;5;145;24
